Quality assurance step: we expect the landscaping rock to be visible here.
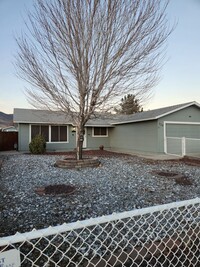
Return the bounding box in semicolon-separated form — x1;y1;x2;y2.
0;153;199;237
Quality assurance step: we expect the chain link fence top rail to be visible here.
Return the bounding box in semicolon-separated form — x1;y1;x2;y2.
0;198;200;267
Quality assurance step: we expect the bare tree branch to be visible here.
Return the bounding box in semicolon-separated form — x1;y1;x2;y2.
15;0;174;159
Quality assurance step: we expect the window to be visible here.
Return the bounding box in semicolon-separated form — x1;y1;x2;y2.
31;125;49;142
41;126;49;141
51;126;68;142
31;125;68;142
93;127;108;136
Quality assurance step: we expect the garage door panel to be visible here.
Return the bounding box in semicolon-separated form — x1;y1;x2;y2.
166;124;200;139
165;122;200;156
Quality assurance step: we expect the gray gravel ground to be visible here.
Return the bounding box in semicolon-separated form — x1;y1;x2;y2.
0;153;200;237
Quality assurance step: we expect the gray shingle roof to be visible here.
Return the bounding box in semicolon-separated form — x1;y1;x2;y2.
13;108;73;124
112;101;200;124
13;108;114;126
14;101;199;126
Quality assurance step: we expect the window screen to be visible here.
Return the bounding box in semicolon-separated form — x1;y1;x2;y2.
93;127;107;136
51;126;67;142
31;125;49;142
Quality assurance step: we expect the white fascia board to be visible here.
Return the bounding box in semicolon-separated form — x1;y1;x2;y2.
111;118;156;125
85;124;114;127
71;123;114;127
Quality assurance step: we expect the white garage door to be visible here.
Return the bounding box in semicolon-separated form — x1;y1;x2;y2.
164;122;200;156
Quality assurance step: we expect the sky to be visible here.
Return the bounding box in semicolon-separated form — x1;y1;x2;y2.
0;0;200;114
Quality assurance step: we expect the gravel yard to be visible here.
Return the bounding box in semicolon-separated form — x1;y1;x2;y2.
0;151;200;237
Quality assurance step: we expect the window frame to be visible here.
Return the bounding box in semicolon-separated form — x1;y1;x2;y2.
30;124;49;142
30;124;69;143
92;127;108;137
50;125;68;143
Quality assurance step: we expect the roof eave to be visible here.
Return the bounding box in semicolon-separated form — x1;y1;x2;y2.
112;117;156;125
85;124;114;127
14;121;73;124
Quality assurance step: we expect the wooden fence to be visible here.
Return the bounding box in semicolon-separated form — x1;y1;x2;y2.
0;132;18;151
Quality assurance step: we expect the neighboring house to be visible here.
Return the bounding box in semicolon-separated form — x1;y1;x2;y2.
13;101;200;156
1;126;18;132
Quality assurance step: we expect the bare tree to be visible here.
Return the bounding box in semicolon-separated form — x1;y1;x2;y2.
15;0;173;159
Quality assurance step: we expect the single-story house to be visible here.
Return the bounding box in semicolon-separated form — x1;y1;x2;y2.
13;101;200;156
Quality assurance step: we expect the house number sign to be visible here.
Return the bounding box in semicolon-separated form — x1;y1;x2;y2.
0;249;20;267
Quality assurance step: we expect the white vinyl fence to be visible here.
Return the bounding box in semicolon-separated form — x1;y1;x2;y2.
166;137;183;156
0;198;200;267
166;137;200;156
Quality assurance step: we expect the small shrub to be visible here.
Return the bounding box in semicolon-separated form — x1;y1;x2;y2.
29;134;46;154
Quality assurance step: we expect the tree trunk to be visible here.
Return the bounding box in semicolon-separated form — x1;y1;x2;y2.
76;126;84;160
76;139;83;160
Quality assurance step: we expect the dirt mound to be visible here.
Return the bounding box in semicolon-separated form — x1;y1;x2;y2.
35;184;76;196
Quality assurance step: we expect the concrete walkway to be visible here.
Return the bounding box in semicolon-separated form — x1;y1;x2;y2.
128;152;200;160
108;149;183;161
125;152;182;161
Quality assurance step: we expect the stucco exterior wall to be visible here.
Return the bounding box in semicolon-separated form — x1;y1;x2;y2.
109;120;158;153
86;127;111;149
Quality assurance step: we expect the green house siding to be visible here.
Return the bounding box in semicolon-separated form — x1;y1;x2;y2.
18;123;76;151
46;132;76;151
17;124;111;151
110;121;158;153
86;127;111;149
18;124;30;151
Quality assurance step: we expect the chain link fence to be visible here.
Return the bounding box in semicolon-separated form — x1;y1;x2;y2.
0;198;200;266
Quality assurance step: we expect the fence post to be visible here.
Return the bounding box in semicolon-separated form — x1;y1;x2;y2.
163;122;167;154
181;137;186;156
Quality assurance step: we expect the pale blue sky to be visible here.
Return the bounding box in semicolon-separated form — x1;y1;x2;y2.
0;0;200;114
